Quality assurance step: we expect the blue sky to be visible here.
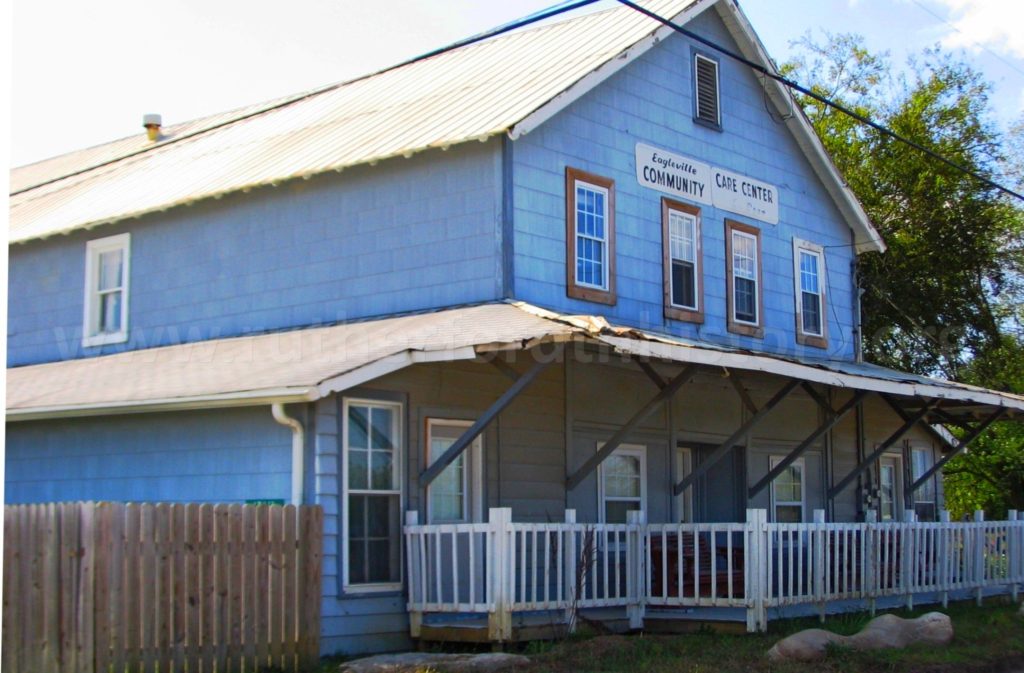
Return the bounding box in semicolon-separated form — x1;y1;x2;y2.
9;0;1024;167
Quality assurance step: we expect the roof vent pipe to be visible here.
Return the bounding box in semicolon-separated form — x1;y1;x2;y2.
143;113;162;141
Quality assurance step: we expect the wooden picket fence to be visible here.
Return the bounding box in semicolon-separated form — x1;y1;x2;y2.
2;502;323;673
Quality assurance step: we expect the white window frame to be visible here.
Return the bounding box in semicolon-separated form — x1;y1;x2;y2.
668;209;699;312
694;52;721;127
793;238;827;342
879;455;901;522
675;447;694;523
911;446;936;520
341;397;404;594
597;443;647;524
425;418;483;524
769;456;805;523
731;229;760;326
574;179;611;291
82;233;131;347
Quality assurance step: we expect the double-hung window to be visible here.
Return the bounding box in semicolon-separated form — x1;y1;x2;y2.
911;446;936;521
83;233;130;347
725;220;763;337
662;199;703;323
598;444;646;524
426;419;482;524
343;399;403;592
770;456;804;523
566;168;616;304
793;239;828;348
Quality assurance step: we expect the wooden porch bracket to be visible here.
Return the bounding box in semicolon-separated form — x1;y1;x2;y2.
488;357;522;383
908;407;1008;494
748;389;868;499
827;398;939;499
566;363;699;491
800;382;833;417
673;379;801;497
880;393;956;452
421;355;555;487
727;370;758;415
635;359;667;390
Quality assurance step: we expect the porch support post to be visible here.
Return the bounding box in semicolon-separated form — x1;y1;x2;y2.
880;393;956;452
566;364;698;491
748;390;868;499
674;379;801;497
421;356;554;486
827;399;939;500
908;407;1007;494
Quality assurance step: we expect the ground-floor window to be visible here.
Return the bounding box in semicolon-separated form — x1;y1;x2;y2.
912;447;937;521
879;456;899;521
769;456;804;523
598;444;647;523
426;418;482;524
342;398;403;592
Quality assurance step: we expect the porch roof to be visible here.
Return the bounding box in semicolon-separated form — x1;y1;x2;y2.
7;301;1023;421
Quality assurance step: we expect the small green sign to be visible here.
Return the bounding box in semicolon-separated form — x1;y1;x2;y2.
245;499;286;506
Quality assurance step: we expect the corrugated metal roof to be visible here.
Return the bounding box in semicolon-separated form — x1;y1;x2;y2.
9;0;705;244
8;301;1024;419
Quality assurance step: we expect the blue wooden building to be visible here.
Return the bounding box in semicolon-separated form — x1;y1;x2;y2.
8;0;1024;655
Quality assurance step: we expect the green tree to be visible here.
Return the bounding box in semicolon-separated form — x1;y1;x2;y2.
785;35;1024;518
784;35;1024;379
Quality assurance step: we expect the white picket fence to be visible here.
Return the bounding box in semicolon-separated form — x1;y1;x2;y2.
404;508;1024;640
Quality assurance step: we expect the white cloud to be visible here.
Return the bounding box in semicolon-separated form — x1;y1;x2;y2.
931;0;1024;58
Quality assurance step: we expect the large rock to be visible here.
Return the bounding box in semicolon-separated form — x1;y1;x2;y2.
767;612;954;662
339;652;530;673
766;628;847;661
850;612;953;650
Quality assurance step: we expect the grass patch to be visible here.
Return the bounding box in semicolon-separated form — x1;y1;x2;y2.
523;599;1024;673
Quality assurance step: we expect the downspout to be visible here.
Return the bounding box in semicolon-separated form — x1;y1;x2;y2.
272;403;305;505
852;259;864;363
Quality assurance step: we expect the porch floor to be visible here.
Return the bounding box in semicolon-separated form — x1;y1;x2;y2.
416;587;1011;645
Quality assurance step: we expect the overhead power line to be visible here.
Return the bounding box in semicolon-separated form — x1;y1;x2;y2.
615;0;1024;203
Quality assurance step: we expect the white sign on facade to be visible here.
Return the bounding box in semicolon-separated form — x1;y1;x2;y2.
710;166;779;225
635;143;712;205
635;142;780;225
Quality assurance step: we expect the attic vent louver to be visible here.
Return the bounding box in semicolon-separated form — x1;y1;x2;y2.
694;54;720;127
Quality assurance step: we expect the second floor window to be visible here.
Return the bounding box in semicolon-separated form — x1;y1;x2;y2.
83;233;130;347
566;167;616;305
793;239;828;348
662;199;703;322
726;220;763;337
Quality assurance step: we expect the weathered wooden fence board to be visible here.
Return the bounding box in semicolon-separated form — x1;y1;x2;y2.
2;502;323;673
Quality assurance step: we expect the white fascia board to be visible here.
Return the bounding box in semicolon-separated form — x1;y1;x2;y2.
6;387;316;422
714;2;885;254
508;0;717;141
315;346;479;398
598;335;1024;412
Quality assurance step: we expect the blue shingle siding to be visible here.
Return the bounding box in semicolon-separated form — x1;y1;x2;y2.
7;141;504;367
511;10;857;360
4;407;291;504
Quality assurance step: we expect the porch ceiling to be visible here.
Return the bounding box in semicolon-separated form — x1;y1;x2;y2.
7;300;1023;422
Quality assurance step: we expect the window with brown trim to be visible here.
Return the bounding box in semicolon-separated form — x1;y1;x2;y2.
566;167;616;305
725;219;764;338
793;238;828;349
662;198;703;323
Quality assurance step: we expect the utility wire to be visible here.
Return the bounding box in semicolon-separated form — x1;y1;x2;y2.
615;0;1024;203
12;0;601;197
